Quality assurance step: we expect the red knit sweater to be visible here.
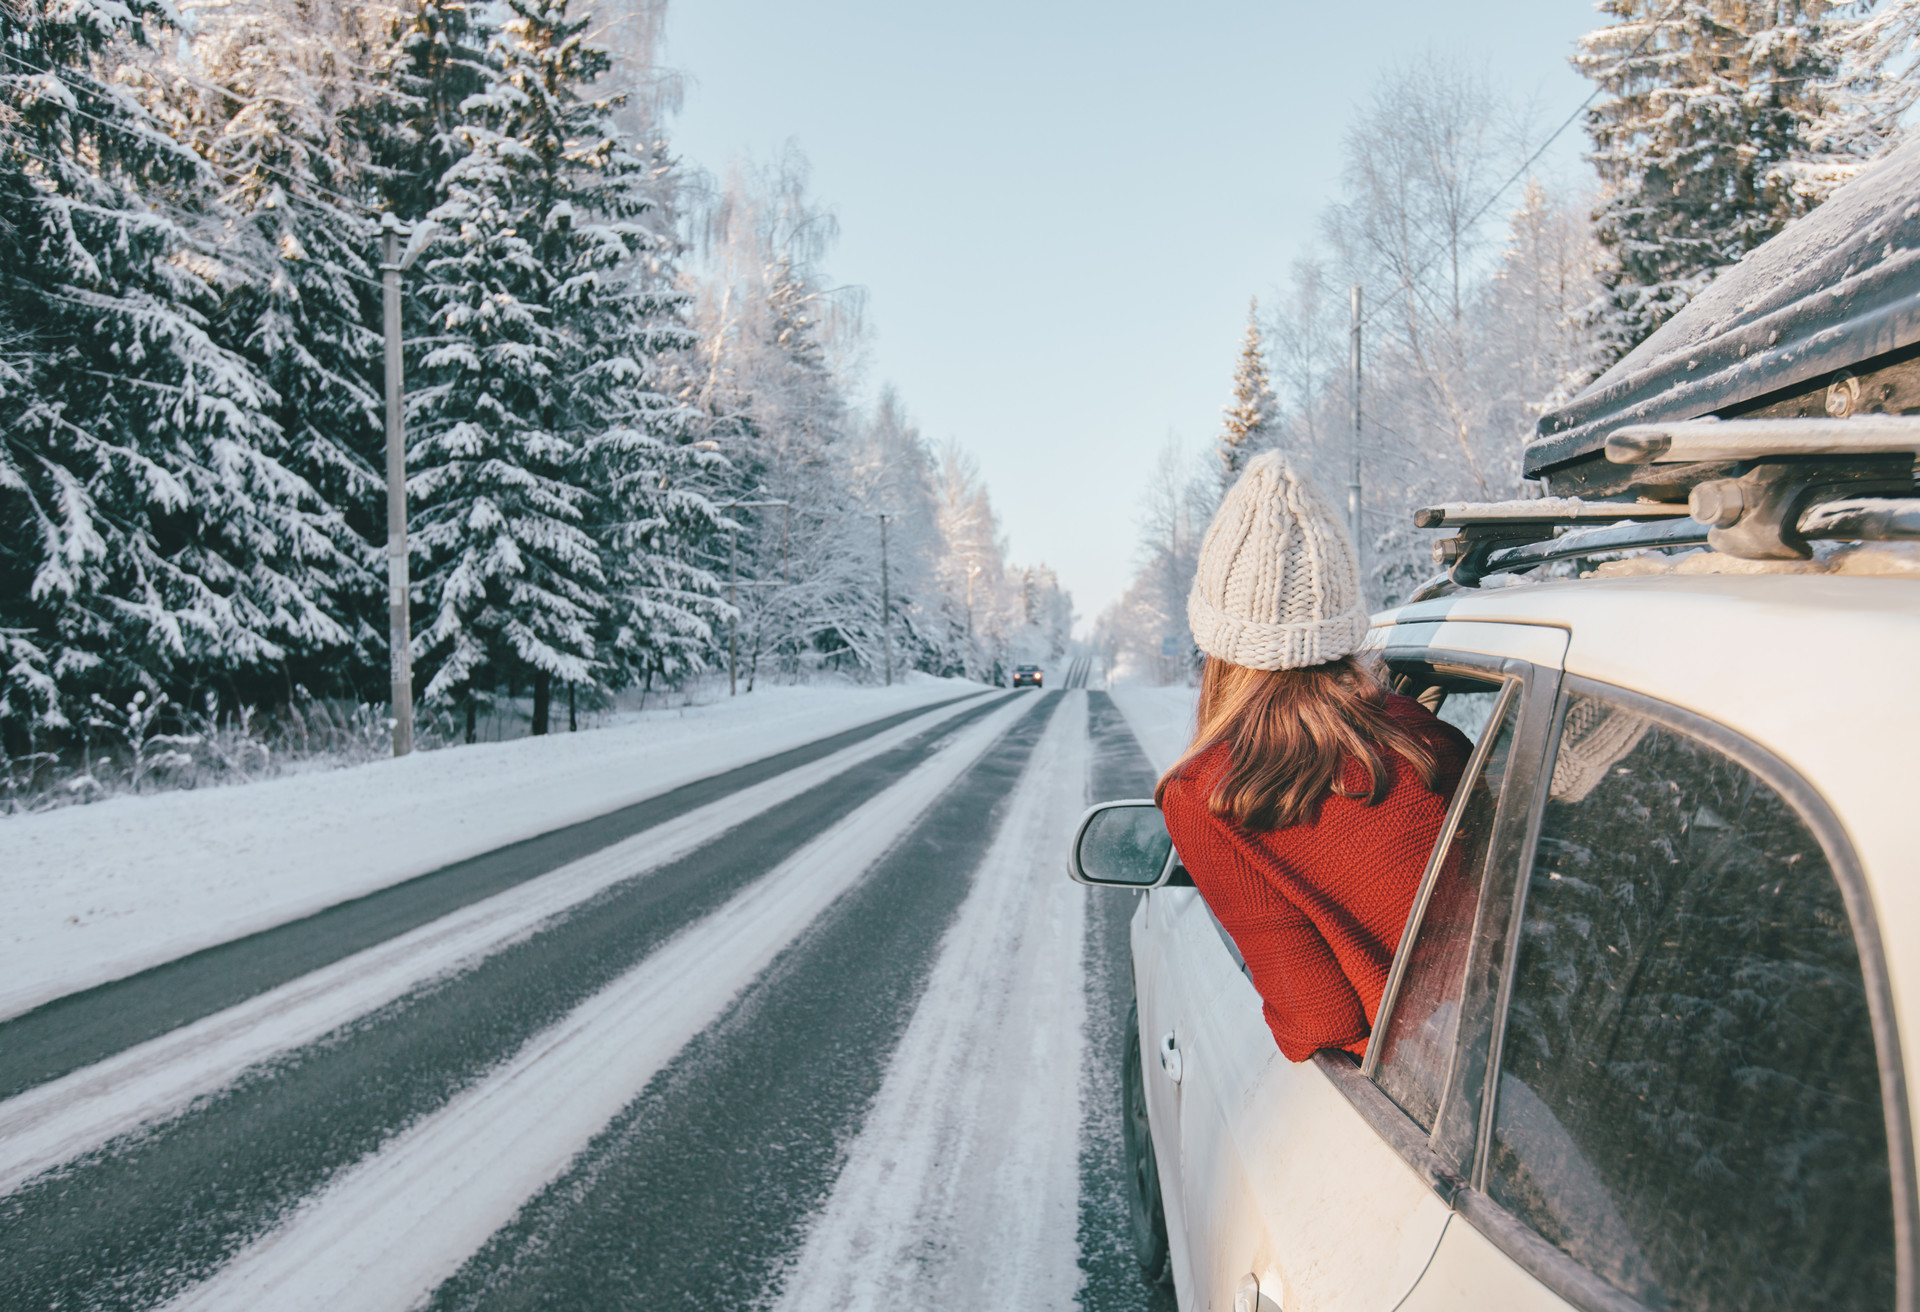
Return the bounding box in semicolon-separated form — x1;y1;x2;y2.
1160;694;1471;1062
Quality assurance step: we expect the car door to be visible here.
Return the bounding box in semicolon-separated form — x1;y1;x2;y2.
1397;676;1908;1312
1133;881;1207;1295
1158;620;1567;1311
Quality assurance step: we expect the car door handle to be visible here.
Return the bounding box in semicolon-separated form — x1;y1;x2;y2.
1159;1031;1183;1084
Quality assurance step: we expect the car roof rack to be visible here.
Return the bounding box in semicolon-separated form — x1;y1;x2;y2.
1605;416;1920;465
1413;498;1694;529
1412;425;1920;597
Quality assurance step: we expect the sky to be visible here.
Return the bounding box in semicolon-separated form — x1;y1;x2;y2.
660;1;1607;632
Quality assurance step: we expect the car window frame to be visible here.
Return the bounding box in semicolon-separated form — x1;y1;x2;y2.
1362;668;1519;1086
1364;647;1560;1170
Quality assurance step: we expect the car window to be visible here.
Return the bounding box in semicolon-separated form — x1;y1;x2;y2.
1487;691;1893;1312
1433;686;1498;740
1371;679;1517;1135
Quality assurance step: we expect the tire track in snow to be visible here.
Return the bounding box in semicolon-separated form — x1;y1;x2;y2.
769;689;1090;1311
1077;691;1179;1312
0;692;987;1100
151;692;1047;1312
0;694;998;1199
0;695;1016;1312
415;693;1066;1312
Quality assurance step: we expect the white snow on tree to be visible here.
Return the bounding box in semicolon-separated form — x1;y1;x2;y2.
366;0;495;227
680;150;1070;689
1217;297;1278;490
562;37;728;704
682;153;881;685
1575;0;1855;364
164;0;393;686
1;0;1077;783
0;0;352;749
1104;60;1614;645
410;0;625;734
1813;0;1920;171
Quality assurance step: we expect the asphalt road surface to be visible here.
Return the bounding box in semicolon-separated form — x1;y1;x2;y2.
0;687;1180;1311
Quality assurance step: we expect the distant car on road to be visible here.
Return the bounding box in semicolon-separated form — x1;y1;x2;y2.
1070;136;1920;1312
1011;664;1043;688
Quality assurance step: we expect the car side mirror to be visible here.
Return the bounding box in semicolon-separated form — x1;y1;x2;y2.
1068;800;1193;888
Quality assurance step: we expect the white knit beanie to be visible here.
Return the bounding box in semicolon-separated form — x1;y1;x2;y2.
1187;451;1369;671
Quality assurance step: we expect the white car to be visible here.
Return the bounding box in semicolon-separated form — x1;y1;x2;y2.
1070;137;1920;1312
1075;574;1919;1312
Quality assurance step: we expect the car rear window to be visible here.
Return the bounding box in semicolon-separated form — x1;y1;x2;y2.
1487;691;1894;1312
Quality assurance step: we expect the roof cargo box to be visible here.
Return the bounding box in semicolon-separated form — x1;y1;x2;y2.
1529;134;1920;500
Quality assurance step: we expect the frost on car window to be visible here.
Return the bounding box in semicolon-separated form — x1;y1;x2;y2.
1373;686;1515;1134
1489;695;1893;1312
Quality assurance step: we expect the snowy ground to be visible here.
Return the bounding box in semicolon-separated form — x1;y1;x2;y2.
1107;683;1198;772
0;675;980;1021
2;686;1184;1312
150;697;1039;1312
773;695;1090;1311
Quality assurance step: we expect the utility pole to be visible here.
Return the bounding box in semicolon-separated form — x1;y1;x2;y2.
379;213;423;757
1348;284;1364;550
728;528;738;697
878;513;892;687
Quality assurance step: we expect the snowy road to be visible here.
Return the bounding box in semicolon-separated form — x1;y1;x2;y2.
0;688;1184;1311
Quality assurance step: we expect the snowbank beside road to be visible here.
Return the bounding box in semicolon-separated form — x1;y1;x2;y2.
1106;684;1197;772
0;677;981;1021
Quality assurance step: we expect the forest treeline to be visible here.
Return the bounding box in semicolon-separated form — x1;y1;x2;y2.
0;0;1071;777
1098;0;1920;682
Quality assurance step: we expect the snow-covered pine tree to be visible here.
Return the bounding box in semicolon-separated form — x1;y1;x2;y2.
1816;0;1920;168
169;0;392;693
1218;298;1278;490
849;388;946;675
1481;179;1603;439
1576;0;1851;363
0;0;351;747
557;19;728;705
364;0;493;225
409;0;617;735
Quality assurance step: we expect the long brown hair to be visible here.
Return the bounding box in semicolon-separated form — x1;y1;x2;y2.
1154;655;1441;832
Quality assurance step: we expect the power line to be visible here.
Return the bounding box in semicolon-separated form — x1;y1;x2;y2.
1358;0;1686;329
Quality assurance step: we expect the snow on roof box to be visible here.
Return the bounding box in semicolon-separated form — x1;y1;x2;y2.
1529;133;1920;499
